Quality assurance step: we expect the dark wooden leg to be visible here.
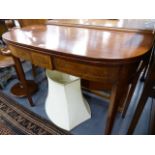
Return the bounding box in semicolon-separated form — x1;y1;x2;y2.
32;64;37;77
117;84;130;113
140;66;148;82
121;83;137;118
149;99;155;134
12;56;36;106
127;82;152;135
105;82;124;134
140;51;153;82
121;75;140;118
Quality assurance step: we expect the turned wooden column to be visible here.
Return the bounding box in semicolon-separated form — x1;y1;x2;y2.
11;56;37;106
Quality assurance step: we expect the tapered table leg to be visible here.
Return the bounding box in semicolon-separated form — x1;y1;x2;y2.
121;74;140;118
105;82;124;134
127;82;152;134
32;64;37;77
11;56;38;106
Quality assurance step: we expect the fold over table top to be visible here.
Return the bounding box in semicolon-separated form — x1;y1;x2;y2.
2;24;154;62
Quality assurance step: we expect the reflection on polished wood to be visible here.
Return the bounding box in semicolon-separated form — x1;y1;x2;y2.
47;19;155;109
17;19;48;77
2;24;154;134
47;19;155;33
3;25;153;60
18;19;47;27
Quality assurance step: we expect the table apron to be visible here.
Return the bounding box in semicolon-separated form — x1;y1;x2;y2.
8;44;143;85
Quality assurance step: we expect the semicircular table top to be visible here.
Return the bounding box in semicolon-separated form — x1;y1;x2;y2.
2;24;154;61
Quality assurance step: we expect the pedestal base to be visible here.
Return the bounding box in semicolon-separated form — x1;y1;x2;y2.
11;80;38;97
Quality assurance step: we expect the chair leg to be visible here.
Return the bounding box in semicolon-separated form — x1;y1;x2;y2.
127;82;152;135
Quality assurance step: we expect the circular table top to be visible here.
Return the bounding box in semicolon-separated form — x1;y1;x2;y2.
0;54;14;68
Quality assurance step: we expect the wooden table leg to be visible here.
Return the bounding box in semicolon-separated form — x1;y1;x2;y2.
140;66;148;81
32;64;37;77
121;74;140;118
117;84;130;112
149;99;155;134
105;82;124;134
11;56;37;106
127;81;152;134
